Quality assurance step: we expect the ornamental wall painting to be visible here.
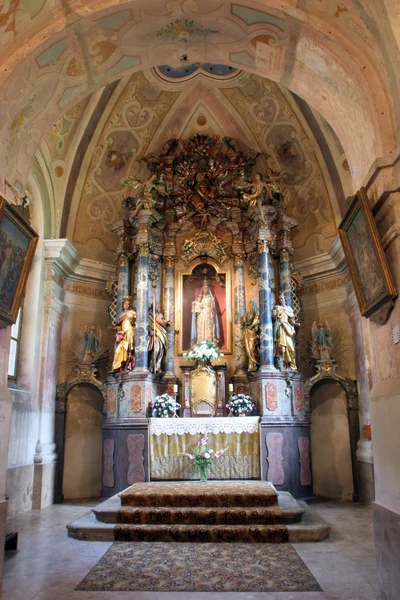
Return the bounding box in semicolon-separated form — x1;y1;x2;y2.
178;261;232;354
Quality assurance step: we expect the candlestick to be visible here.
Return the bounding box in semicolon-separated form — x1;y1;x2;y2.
173;384;178;393
228;383;233;392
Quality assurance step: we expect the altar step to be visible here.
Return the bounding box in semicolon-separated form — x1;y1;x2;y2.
115;523;289;543
67;483;330;543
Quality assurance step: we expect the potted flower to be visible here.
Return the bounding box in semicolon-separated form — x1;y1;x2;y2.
183;340;223;365
152;393;180;418
183;434;228;481
226;393;255;416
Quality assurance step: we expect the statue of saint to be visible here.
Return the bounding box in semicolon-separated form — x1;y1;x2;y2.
82;325;99;363
312;321;332;361
191;279;220;345
148;311;170;374
112;295;136;371
272;293;297;371
124;173;168;218
242;300;260;372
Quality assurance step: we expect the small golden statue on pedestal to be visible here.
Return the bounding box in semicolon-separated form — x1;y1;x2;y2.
112;295;136;371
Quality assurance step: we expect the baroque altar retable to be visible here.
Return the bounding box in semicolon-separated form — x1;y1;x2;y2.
102;135;312;499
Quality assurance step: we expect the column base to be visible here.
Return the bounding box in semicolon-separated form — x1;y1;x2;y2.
32;461;56;510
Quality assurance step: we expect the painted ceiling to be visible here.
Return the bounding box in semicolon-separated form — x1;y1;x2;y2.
37;66;345;264
0;0;398;196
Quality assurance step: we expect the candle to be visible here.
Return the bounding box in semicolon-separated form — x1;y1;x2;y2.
173;384;178;393
228;383;233;392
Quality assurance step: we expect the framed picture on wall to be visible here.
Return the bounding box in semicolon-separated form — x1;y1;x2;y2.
338;187;397;324
0;196;38;327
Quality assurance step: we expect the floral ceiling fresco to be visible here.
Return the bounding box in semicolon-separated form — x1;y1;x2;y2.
38;67;338;264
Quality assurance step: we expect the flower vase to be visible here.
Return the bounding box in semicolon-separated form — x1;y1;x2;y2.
197;464;208;482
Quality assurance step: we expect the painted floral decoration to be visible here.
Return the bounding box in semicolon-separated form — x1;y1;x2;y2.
152;393;180;418
156;19;219;43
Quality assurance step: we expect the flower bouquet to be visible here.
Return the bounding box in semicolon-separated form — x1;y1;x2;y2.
226;393;255;416
183;434;228;481
183;340;223;364
152;393;180;418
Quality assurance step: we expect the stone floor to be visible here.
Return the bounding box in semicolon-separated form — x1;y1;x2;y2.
1;500;380;600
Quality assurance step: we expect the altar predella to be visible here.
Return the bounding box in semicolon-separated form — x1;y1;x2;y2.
103;134;311;498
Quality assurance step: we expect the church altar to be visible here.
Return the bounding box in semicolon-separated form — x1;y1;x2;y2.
149;417;260;480
102;134;313;500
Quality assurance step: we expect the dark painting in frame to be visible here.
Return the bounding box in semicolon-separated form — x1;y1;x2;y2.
0;197;38;327
338;187;397;324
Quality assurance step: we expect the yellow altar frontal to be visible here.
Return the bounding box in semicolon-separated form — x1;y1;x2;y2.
149;417;260;480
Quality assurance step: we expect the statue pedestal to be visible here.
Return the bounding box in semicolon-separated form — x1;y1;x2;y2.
180;363;227;417
248;370;312;499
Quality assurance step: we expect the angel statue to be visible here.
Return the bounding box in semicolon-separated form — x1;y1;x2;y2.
312;321;332;361
123;173;168;218
112;296;136;371
242;300;260;372
242;172;270;222
272;293;297;371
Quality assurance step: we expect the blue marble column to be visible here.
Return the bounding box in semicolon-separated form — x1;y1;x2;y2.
134;244;150;371
279;248;292;308
258;240;275;370
163;256;176;376
233;254;247;373
116;254;130;315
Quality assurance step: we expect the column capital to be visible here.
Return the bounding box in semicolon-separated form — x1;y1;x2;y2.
233;253;245;267
138;243;150;257
257;239;271;254
163;255;177;268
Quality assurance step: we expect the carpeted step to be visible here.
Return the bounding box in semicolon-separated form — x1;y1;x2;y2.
117;505;285;525
114;523;289;543
120;481;278;508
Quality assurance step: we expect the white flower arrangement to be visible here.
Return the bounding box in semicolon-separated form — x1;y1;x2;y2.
183;340;223;364
152;393;180;418
226;393;255;416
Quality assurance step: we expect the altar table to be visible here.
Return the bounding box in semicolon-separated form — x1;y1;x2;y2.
149;417;260;480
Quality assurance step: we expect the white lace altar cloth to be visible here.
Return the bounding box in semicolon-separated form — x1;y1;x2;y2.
150;416;260;436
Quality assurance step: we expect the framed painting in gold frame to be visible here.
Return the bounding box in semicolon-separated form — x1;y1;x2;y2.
338;187;397;323
177;259;232;354
0;197;39;327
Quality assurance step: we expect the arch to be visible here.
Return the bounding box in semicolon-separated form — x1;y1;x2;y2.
305;365;360;502
0;1;396;197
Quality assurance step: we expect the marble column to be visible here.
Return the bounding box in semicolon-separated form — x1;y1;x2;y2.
257;240;275;370
163;256;176;377
116;253;130;314
134;243;150;371
233;253;247;374
279;248;292;307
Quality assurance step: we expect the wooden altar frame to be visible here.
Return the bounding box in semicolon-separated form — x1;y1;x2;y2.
176;257;233;354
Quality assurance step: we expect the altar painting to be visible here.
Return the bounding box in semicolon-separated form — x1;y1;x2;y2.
178;262;232;353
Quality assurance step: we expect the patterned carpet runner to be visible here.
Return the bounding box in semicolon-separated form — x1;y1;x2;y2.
115;481;290;543
76;542;322;592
